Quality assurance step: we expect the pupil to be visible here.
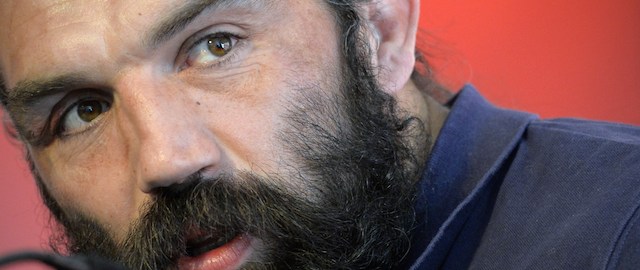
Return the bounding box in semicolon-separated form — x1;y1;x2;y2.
77;100;103;122
208;36;232;56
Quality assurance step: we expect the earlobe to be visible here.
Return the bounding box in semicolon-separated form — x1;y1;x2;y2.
365;0;419;94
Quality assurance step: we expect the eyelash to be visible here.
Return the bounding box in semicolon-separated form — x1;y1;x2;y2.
38;91;112;144
179;31;244;70
58;98;109;135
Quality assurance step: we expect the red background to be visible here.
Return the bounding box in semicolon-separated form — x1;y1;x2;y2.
1;0;639;268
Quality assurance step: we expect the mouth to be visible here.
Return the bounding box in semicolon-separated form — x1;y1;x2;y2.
179;231;255;270
185;231;238;257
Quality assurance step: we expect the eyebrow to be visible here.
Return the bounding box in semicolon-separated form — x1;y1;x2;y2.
6;74;87;110
145;0;238;50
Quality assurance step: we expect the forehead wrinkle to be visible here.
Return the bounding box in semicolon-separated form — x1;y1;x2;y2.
2;1;110;92
8;1;94;44
7;1;67;32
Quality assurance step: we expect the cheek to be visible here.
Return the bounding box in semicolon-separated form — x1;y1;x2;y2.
181;63;285;173
29;125;143;239
198;33;341;174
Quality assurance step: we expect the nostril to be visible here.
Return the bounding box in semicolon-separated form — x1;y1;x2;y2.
152;171;203;196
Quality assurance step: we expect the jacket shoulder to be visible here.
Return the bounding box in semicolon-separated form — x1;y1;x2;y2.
469;118;640;269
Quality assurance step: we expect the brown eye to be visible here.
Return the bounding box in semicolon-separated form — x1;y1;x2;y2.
184;33;238;67
77;100;105;122
61;99;110;135
207;36;233;57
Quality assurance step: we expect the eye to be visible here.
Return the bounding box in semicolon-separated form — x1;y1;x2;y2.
60;98;111;135
185;33;237;67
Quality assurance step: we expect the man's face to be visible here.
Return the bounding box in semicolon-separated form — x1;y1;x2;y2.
0;0;425;269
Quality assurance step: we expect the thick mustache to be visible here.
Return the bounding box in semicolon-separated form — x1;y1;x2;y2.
129;172;275;241
118;172;311;262
114;173;269;269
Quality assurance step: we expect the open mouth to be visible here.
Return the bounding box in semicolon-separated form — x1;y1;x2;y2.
185;231;238;257
178;232;255;270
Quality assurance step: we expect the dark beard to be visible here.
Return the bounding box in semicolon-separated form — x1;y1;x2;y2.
32;39;431;269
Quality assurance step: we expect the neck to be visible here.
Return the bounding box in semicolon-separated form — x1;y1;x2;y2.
395;80;450;151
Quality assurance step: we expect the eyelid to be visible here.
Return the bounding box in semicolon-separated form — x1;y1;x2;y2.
40;90;112;144
57;97;111;138
175;25;246;70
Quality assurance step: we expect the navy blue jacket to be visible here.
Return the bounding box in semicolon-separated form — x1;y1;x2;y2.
403;86;640;269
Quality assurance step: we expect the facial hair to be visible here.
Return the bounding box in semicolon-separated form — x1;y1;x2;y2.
31;40;430;269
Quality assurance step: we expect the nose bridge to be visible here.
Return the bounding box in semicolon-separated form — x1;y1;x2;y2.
115;69;220;193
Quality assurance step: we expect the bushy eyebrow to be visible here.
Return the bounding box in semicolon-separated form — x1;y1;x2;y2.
145;0;240;50
7;75;85;107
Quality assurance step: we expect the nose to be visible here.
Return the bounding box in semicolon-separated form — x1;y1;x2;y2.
116;73;221;194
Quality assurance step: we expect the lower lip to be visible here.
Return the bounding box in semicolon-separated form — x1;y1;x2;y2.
177;234;254;270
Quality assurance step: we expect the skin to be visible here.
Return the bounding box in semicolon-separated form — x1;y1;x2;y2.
0;0;448;267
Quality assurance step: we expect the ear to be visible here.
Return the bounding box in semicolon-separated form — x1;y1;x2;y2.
364;0;419;94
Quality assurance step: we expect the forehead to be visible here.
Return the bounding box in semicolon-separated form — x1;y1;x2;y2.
0;0;148;82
